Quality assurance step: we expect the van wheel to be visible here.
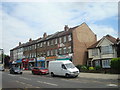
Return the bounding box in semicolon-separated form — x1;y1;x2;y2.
51;72;55;77
65;74;69;78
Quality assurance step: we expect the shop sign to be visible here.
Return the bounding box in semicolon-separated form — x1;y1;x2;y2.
37;57;45;60
46;56;57;60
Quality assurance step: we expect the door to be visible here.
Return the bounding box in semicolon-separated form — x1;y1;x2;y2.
61;64;67;76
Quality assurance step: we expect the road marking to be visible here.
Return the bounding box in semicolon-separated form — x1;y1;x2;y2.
107;84;118;87
37;81;58;86
20;77;31;80
8;74;18;77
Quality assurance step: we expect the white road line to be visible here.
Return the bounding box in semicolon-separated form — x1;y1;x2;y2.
19;77;31;80
107;84;118;87
37;81;58;86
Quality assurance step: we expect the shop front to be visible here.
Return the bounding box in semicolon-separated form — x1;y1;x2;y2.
15;59;22;69
22;59;29;70
28;58;35;70
36;57;45;67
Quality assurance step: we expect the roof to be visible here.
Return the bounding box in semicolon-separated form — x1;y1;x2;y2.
10;22;90;50
88;34;117;49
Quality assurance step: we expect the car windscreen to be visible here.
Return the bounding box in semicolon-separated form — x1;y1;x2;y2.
14;67;21;70
65;63;75;69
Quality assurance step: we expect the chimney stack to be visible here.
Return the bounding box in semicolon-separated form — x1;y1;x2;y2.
29;38;32;42
64;25;69;31
19;42;21;46
43;32;47;38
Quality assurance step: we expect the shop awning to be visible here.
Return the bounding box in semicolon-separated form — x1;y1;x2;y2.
37;60;45;62
56;58;70;60
16;59;22;63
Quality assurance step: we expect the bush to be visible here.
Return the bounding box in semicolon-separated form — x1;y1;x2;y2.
81;65;88;71
110;58;120;73
89;67;95;70
95;66;101;70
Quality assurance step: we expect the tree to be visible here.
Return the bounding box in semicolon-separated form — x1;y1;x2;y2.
4;55;10;68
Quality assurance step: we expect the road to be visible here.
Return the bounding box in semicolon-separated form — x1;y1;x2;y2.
1;71;119;89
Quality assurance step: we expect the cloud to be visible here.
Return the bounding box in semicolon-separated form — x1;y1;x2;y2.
1;2;118;55
89;24;118;40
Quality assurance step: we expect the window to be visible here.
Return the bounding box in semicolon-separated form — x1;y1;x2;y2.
95;60;100;66
40;43;43;47
64;36;66;42
47;41;50;46
44;42;46;45
101;46;113;54
47;51;50;56
59;48;62;54
55;39;57;44
55;49;58;55
59;37;62;43
92;49;98;56
68;46;72;53
68;35;71;41
51;40;53;45
62;64;66;69
63;47;66;54
102;59;111;68
51;50;53;56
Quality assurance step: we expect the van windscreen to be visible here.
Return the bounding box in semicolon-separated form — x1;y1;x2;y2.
65;63;75;69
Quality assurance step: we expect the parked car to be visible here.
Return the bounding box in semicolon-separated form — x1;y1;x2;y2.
32;67;49;75
9;67;22;74
49;60;80;77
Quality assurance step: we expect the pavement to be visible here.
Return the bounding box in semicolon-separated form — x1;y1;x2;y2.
4;69;119;80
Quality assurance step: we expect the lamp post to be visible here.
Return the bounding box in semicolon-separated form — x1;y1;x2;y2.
0;49;4;64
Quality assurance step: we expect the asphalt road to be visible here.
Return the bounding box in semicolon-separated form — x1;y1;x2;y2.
1;71;119;89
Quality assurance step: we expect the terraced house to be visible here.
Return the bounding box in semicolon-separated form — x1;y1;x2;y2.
10;22;97;69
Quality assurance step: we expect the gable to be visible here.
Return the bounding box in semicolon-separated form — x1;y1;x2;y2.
97;37;114;47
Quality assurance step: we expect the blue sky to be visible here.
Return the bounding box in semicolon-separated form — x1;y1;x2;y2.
0;1;118;55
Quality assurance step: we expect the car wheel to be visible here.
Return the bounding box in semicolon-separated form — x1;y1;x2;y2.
39;72;42;75
65;73;69;78
51;72;55;77
20;72;22;74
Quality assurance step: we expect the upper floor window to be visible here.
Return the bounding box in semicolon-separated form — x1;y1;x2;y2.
92;49;98;56
68;46;72;53
63;47;67;54
55;39;57;44
40;43;43;47
44;41;46;45
68;35;72;41
51;40;53;45
55;49;58;55
59;48;62;54
51;50;53;56
59;37;62;43
64;36;66;43
101;46;113;54
47;41;50;46
47;51;50;56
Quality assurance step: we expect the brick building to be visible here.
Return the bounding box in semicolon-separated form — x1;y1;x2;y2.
10;22;97;68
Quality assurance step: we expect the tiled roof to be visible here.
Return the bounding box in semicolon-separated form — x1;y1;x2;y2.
88;34;117;49
10;22;87;50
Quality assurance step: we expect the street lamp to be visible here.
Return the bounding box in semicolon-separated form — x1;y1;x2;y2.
0;49;4;64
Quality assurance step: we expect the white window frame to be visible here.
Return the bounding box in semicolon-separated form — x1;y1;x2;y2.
102;59;111;68
59;48;62;54
55;39;57;44
64;36;66;43
63;47;66;54
68;35;72;41
68;46;72;53
59;37;62;43
47;41;50;46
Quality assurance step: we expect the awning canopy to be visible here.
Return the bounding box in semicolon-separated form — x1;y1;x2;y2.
16;59;22;63
56;58;70;60
37;60;45;62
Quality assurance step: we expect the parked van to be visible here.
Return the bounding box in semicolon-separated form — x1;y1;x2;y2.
48;60;79;77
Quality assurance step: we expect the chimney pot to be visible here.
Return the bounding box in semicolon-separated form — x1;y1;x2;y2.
64;25;69;31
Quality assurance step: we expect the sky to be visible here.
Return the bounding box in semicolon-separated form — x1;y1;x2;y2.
0;0;119;55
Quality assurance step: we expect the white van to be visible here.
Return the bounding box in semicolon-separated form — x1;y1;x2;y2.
48;60;79;77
